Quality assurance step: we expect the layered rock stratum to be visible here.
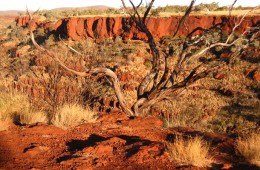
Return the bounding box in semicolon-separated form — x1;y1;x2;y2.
16;15;260;41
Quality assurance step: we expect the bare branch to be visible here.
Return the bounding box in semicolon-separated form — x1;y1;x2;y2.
136;63;221;111
32;34;88;76
138;72;156;96
173;0;196;38
226;6;258;43
136;0;143;8
121;0;132;15
27;10;88;77
184;37;247;65
229;0;238;16
129;0;142;22
61;41;83;56
172;65;222;90
133;98;147;115
181;8;255;67
89;68;135;116
143;0;155;22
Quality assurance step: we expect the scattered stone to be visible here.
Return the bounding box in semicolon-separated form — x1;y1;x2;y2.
253;71;260;81
221;163;233;169
214;73;226;80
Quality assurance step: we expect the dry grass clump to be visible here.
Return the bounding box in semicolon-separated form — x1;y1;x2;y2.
0;92;29;121
51;103;98;129
168;136;213;167
0;92;48;125
236;133;260;167
19;111;48;125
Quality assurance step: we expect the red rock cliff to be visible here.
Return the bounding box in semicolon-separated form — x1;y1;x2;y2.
16;15;260;41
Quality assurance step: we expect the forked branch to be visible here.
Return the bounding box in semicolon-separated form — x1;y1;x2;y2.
129;1;257;114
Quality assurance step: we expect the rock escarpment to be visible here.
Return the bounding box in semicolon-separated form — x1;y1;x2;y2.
16;15;260;41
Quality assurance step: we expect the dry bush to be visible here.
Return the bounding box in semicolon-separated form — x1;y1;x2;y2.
167;136;213;167
159;51;259;134
158;88;227;129
236;133;260;167
0;91;48;125
0;92;30;122
19;111;48;125
51;103;98;129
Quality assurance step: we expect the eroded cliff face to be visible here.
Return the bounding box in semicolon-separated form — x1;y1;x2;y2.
16;15;260;41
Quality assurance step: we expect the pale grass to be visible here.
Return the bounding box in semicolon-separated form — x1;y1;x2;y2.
52;103;98;129
237;133;260;167
0;92;30;121
168;136;213;167
19;111;48;125
0;92;48;125
203;9;260;16
0;120;11;131
75;9;260;18
146;9;260;17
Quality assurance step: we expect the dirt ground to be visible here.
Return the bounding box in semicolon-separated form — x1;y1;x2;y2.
0;112;258;170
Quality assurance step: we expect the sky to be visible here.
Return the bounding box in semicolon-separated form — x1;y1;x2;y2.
0;0;259;11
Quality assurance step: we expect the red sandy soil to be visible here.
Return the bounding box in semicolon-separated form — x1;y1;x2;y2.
0;112;258;170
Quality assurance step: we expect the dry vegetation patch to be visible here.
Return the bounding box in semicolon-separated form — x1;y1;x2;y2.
51;103;98;129
236;133;260;167
0;92;48;125
167;136;213;167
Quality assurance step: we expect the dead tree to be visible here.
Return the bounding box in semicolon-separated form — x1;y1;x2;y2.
27;1;259;116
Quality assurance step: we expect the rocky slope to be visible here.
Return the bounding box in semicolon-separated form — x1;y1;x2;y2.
16;15;260;41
